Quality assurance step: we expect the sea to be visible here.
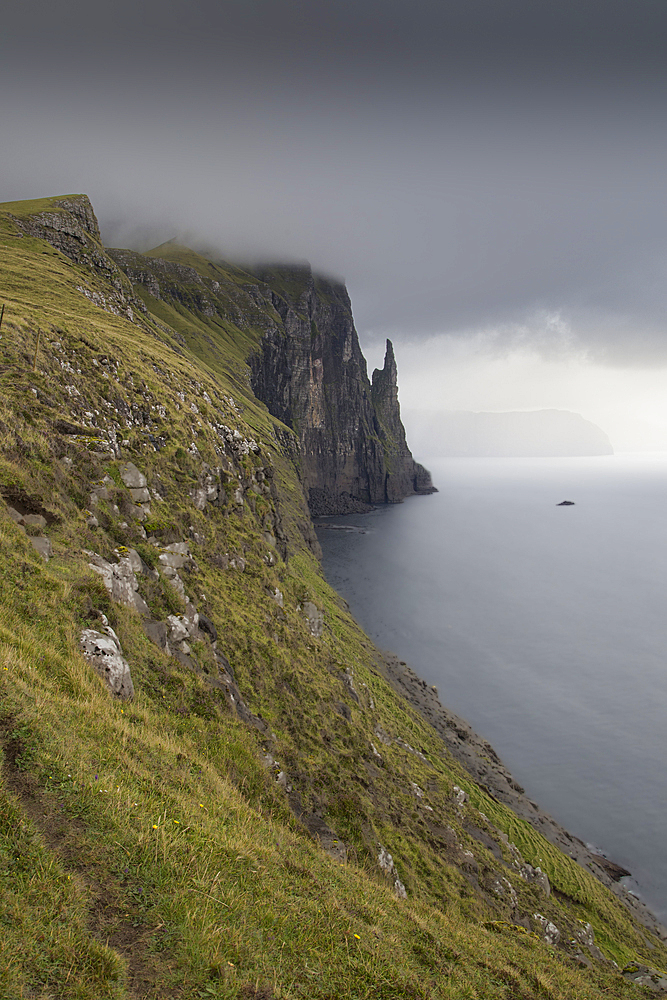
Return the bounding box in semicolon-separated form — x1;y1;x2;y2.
315;454;667;921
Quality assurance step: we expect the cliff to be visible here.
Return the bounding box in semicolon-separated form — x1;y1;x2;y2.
102;243;435;515
248;265;436;514
406;408;614;458
0;192;665;999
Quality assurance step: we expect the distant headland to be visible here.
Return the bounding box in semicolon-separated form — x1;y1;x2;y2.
406;408;614;458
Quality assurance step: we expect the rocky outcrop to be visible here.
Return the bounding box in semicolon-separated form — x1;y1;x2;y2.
8;195;141;322
80;618;134;700
249;265;435;513
370;339;436;501
86;549;151;615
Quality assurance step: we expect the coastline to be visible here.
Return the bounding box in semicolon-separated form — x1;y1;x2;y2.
375;647;667;942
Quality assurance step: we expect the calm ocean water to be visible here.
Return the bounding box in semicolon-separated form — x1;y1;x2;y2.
315;454;667;919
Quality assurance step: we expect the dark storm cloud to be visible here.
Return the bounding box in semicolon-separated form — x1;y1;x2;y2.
3;1;667;364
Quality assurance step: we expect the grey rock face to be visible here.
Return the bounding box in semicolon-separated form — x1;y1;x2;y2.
6;505;52;559
622;963;667;992
118;462;147;489
87;550;149;614
492;876;518;908
24;513;47;529
166;614;190;644
303;601;324;637
533;913;561;946
30;537;52;561
575;921;595;948
159;551;188;569
80;625;134;699
143;620;170;652
129;487;150;503
10;196;140;321
108;249;434;514
377;845;408;898
521;863;551;896
197;613;217;642
248;266;435;514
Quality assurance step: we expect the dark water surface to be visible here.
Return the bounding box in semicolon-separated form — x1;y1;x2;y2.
315;455;667;919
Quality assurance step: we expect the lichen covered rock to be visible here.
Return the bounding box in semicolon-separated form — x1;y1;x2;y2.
80;623;134;699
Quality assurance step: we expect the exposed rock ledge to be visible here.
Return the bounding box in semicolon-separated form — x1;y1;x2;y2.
376;649;667;942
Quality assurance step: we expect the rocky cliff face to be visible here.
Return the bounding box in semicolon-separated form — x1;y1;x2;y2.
5;194;138;321
248;265;436;514
370;339;437;499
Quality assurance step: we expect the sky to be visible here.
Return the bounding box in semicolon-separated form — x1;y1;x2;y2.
3;0;667;449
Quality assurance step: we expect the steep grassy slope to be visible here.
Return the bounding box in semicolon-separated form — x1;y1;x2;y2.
0;194;665;1000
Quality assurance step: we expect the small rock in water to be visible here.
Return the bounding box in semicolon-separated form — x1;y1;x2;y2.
557;500;575;506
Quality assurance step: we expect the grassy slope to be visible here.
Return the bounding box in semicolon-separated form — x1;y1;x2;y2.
0;194;85;218
0;197;663;999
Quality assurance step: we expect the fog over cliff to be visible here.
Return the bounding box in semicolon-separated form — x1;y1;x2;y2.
3;1;667;448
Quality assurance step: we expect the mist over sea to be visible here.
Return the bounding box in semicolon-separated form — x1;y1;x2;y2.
315;454;667;920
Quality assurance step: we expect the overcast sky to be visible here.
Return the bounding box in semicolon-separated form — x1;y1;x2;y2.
3;0;667;448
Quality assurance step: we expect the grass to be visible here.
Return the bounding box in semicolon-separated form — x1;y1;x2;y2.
0;193;663;999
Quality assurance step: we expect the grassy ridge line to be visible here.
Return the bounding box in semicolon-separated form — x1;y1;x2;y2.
0;196;663;997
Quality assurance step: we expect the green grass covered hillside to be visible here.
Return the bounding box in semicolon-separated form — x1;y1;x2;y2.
0;194;665;1000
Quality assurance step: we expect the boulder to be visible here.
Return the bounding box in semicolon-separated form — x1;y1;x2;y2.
303;601;324;638
7;506;25;525
622;963;667;992
452;785;468;809
165;541;190;555
192;487;208;510
143;620;170;653
24;513;47;529
159;551;188;569
129;487;150;503
162;565;185;599
521;863;550;896
270;588;284;608
118;462;147;489
492;876;518;908
30;536;52;561
80;625;134;699
166;614;190;644
159;542;190;569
